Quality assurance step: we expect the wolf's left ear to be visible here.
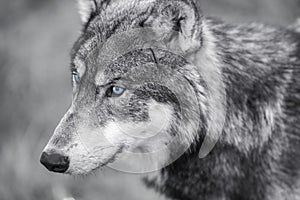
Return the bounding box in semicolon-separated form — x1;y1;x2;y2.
77;0;110;24
151;0;202;53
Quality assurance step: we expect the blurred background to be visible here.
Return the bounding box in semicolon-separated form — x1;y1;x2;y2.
0;0;299;200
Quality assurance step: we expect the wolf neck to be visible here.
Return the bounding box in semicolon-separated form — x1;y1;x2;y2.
187;18;291;152
147;18;294;200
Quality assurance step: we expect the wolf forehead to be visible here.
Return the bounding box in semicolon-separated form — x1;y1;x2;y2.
74;45;189;86
71;0;201;70
103;49;188;76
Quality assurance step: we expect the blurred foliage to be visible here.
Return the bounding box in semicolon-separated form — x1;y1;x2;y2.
0;0;299;199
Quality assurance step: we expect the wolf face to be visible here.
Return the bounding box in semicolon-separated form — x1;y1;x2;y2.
40;0;212;174
42;48;206;174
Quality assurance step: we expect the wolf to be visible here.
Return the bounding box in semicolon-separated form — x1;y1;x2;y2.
40;0;300;199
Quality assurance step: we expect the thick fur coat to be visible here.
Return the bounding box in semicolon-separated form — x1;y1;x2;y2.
146;18;300;200
41;0;300;200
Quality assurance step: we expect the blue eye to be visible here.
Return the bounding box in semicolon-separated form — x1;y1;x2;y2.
106;86;125;97
112;86;125;95
72;72;80;83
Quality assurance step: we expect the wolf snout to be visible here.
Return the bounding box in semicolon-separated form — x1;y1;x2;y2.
40;151;69;173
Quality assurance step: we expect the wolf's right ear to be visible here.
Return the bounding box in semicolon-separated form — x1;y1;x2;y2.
77;0;110;24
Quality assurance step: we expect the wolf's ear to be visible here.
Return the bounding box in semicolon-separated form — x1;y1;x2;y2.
77;0;97;24
77;0;110;24
151;0;202;53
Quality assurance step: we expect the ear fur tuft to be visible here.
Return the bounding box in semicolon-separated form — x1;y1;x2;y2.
77;0;97;24
152;0;203;54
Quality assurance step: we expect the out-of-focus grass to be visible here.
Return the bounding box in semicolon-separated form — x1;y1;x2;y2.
0;0;299;199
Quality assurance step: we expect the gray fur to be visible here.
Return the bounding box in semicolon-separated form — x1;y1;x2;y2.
42;0;300;199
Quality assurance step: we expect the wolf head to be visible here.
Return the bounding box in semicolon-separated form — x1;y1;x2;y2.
40;0;214;175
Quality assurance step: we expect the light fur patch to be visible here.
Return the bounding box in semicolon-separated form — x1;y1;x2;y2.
187;20;227;158
77;0;96;24
99;101;178;173
266;181;300;200
103;100;174;148
73;57;86;78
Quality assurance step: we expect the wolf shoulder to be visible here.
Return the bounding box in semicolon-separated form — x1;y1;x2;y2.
203;17;300;124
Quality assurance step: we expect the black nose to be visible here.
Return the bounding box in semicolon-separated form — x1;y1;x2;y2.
40;152;69;173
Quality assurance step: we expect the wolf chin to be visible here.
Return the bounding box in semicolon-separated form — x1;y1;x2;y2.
40;0;300;199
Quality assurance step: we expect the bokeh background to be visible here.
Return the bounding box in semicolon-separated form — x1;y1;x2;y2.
0;0;299;200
